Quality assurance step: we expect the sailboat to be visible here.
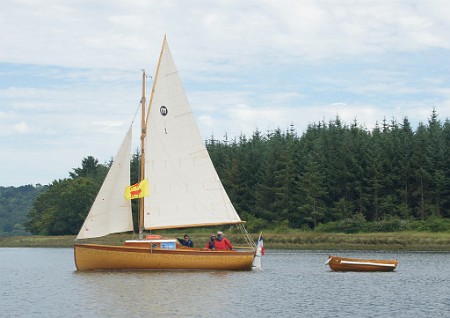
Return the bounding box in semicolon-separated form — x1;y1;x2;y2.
74;36;257;271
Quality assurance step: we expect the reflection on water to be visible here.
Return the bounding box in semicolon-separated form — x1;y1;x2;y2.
73;270;240;317
1;248;449;317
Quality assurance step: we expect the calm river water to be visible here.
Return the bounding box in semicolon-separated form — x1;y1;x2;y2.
0;248;448;317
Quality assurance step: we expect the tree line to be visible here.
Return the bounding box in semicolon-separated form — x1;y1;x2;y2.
207;109;449;231
24;154;140;236
0;185;47;236
24;109;450;235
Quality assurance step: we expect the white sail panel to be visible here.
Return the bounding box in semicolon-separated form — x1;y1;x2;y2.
144;39;242;229
76;127;133;239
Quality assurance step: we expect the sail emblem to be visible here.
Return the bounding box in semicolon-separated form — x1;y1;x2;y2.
160;106;168;116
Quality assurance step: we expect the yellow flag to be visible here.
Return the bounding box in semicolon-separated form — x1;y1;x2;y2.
124;179;149;200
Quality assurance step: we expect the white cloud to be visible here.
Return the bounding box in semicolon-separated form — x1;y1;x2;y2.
1;0;450;186
2;1;450;69
13;121;29;134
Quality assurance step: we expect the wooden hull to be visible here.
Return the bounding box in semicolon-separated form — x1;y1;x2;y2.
327;255;398;272
74;243;255;271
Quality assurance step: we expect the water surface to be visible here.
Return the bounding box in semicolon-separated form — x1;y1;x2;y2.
0;248;448;317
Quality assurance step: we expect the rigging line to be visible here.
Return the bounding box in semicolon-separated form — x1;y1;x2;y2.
131;99;143;125
130;99;144;184
146;75;152;111
238;223;256;248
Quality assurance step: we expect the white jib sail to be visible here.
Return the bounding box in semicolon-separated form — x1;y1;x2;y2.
76;126;133;239
144;38;242;229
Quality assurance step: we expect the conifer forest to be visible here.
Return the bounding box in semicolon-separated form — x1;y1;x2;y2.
206;109;450;230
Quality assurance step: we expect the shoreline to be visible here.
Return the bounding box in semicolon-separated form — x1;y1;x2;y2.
1;232;449;251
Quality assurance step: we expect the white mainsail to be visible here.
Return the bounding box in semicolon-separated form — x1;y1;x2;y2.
76;126;133;239
144;38;242;229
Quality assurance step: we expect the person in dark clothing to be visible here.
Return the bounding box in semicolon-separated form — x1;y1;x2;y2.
205;234;216;250
179;234;194;247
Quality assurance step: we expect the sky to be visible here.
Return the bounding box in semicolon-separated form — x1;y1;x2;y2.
1;0;450;187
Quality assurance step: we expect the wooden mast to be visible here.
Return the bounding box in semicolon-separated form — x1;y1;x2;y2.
138;70;146;240
138;36;166;239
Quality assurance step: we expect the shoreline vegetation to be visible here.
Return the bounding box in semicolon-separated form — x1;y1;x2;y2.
1;232;449;251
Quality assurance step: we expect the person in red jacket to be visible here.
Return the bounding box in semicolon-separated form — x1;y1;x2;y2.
214;231;233;250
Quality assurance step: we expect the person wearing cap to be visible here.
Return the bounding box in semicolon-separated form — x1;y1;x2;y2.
214;231;233;250
205;233;216;250
179;234;194;247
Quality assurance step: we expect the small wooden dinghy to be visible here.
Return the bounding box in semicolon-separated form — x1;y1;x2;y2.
326;255;398;272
